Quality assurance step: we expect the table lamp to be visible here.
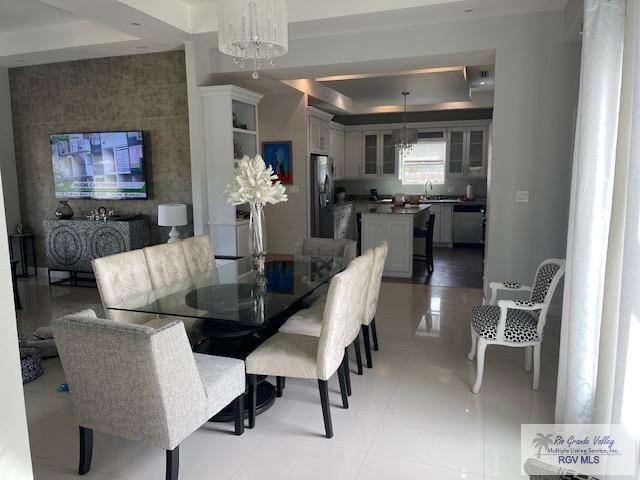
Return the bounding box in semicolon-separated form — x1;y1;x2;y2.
157;203;188;243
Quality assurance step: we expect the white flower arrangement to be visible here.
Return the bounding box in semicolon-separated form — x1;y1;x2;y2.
225;155;288;260
225;155;288;207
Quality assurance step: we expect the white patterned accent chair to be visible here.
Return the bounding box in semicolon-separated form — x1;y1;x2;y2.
467;258;566;393
52;310;246;480
179;234;216;277
244;252;372;438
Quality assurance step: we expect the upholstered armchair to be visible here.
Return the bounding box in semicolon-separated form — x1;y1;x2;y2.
180;234;216;277
467;259;566;393
52;310;246;480
244;253;371;438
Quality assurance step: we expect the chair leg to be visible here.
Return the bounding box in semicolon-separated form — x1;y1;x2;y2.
166;446;179;480
233;394;245;435
317;379;333;438
532;344;541;391
337;363;349;409
467;325;478;361
371;318;379;351
362;325;373;369
524;346;533;372
276;376;285;397
78;426;93;475
472;339;487;394
343;348;352;396
353;335;363;375
247;374;257;429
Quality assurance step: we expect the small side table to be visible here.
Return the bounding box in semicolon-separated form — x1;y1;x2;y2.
9;233;37;277
10;259;22;310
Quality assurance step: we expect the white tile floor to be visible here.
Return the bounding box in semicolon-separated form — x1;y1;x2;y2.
18;276;560;480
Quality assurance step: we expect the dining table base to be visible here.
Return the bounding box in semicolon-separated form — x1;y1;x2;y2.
208;378;276;423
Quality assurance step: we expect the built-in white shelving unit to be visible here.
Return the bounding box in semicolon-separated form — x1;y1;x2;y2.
199;85;263;257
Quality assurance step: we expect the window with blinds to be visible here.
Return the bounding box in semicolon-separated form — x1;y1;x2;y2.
400;131;446;185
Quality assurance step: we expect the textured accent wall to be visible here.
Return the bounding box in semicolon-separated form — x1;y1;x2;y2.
9;50;192;267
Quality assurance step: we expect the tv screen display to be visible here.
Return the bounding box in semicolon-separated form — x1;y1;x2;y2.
50;131;147;200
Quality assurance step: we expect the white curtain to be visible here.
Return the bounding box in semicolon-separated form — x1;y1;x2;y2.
555;0;626;424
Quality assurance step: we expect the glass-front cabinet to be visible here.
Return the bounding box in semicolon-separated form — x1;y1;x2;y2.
446;127;487;178
360;131;397;177
446;129;466;177
467;128;486;177
363;132;378;176
381;132;397;176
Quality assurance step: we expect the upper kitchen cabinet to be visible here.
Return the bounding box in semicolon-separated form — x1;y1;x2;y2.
361;131;398;178
329;123;345;179
446;127;487;178
363;132;379;176
381;131;397;176
308;106;333;154
344;131;363;177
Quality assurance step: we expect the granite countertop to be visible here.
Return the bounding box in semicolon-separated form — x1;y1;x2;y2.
363;204;431;215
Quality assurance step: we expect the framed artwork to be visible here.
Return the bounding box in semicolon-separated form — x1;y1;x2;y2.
262;141;293;185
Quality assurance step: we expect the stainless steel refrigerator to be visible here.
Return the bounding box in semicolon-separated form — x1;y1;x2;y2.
310;154;334;238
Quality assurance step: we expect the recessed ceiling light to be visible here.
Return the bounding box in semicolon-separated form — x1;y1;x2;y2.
464;8;474;13
480;81;485;85
131;22;142;26
138;46;148;49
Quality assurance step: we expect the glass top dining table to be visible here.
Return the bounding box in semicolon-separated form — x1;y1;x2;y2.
109;254;343;328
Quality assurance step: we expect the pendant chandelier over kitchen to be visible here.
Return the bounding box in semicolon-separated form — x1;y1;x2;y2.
392;91;418;153
217;0;289;80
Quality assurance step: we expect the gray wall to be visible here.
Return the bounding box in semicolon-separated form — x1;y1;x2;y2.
259;92;310;253
9;51;192;267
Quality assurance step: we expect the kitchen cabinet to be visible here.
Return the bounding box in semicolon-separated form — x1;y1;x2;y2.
361;131;398;178
429;204;453;246
329;128;345;179
446;127;487;178
308;107;333;154
381;131;397;176
344;131;363;177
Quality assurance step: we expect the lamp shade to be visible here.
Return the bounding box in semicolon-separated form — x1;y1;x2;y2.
157;204;187;227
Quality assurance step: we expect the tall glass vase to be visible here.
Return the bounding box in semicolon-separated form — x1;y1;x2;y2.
249;204;266;274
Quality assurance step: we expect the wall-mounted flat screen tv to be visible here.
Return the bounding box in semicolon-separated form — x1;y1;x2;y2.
50;131;147;200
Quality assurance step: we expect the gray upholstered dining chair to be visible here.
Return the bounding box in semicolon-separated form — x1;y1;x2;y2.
294;238;357;269
467;258;566;393
143;242;192;290
280;241;388;377
244;252;372;438
92;249;174;328
52;310;246;480
180;234;216;277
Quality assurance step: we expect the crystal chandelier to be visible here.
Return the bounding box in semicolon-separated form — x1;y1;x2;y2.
391;92;418;153
217;0;288;79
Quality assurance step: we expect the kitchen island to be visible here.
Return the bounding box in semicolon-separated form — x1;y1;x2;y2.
361;204;430;278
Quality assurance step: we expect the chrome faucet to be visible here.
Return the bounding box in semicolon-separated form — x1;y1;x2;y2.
425;181;433;198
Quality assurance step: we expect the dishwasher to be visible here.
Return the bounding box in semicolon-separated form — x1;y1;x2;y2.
453;204;484;244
